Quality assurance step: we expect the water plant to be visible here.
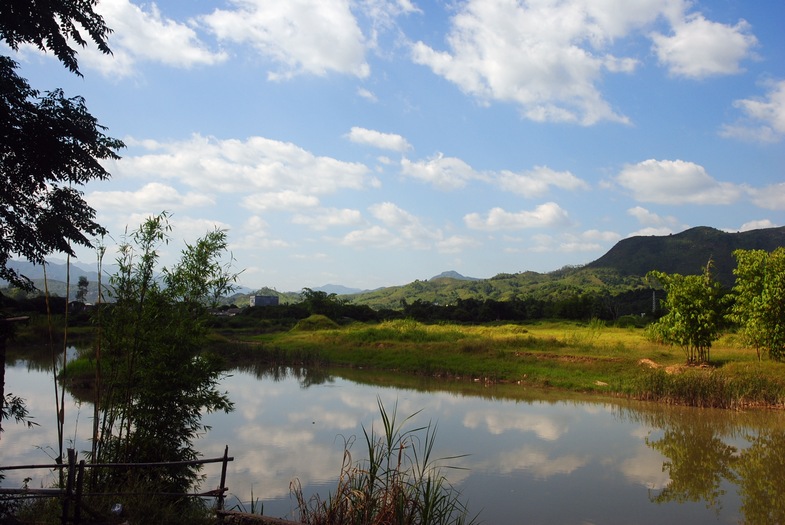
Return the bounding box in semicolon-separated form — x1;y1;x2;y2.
292;397;478;525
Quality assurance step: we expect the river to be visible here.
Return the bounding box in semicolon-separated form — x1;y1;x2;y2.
2;355;784;524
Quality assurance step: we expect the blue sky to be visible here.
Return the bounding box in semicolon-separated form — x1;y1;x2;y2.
11;0;785;292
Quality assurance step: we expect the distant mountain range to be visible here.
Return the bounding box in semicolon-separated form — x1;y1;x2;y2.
342;225;785;309
3;226;784;307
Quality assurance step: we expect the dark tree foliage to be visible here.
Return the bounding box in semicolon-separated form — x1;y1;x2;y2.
0;0;122;290
0;57;124;289
0;0;112;76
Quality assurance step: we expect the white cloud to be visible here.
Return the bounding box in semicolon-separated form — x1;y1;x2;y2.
292;208;364;230
410;1;760;124
627;226;678;237
581;229;622;243
401;153;484;190
114;134;374;196
411;0;649;125
747;182;785;211
232;216;291;250
88;0;227;77
201;0;369;79
340;225;395;247
738;219;778;232
497;166;589;197
720;80;785;143
170;216;234;246
88;182;213;212
357;0;422;48
651;14;757;79
527;229;620;254
357;87;378;102
627;206;680;227
437;235;481;254
616;159;741;205
369;202;441;247
338;202;448;251
240;191;320;211
346;127;412;152
464;202;570;231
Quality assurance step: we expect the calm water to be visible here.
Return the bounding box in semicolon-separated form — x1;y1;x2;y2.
2;356;784;524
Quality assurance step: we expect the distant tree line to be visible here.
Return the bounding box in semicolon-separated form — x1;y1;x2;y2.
207;286;657;332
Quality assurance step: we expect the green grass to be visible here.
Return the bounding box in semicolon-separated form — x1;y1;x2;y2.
230;319;785;408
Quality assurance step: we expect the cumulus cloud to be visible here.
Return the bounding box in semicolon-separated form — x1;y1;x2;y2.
464;202;570;231
292;208;364;230
88;182;213;212
497;166;590;197
627;226;678;237
357;88;378;102
87;0;227;77
201;0;369;79
233;215;291;250
401;153;484;190
651;14;757;79
747;182;785;211
338;202;449;251
411;1;759;124
114;134;375;196
369;202;441;247
346;127;412;152
437;235;481;254
411;0;633;125
738;219;778;232
627;206;680;228
240;191;319;212
528;229;620;253
340;225;396;247
616;159;741;205
720;80;785;143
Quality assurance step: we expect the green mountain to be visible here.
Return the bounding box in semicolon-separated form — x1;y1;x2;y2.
347;226;785;310
586;226;785;287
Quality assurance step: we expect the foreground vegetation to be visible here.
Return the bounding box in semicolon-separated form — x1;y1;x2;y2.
292;397;477;525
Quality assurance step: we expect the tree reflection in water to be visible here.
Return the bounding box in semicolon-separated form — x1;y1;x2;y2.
646;421;737;511
620;404;785;525
735;428;785;524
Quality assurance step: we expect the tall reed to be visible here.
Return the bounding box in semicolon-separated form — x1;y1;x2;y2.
292;397;478;525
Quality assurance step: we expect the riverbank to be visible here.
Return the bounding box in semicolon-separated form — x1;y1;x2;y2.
213;318;785;409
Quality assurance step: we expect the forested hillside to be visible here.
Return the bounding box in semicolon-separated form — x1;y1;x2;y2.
346;226;785;310
587;226;785;287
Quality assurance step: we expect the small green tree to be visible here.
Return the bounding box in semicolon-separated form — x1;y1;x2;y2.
729;248;785;361
300;287;346;320
75;275;89;303
94;213;237;495
647;262;726;364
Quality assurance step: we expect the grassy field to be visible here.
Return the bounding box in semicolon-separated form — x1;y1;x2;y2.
218;317;785;409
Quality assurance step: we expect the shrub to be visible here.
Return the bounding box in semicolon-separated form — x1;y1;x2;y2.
293;314;340;331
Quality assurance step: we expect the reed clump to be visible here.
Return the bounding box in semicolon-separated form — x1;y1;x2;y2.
629;366;785;409
292;397;478;525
